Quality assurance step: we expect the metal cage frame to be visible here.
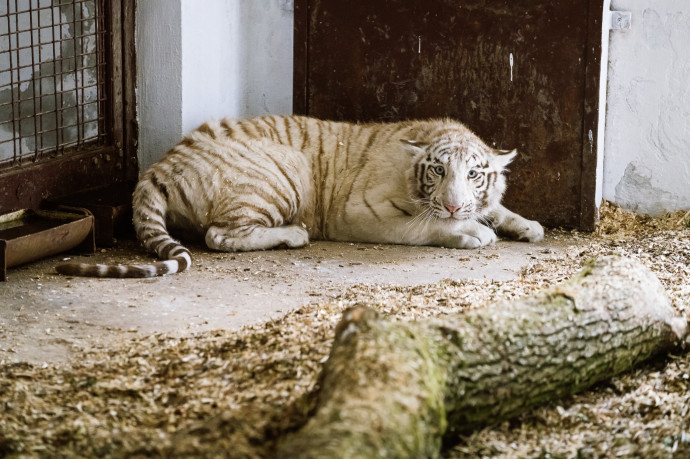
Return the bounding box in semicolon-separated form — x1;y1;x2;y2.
0;0;136;213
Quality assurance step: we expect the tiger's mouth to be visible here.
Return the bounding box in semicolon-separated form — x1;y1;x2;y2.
433;207;473;221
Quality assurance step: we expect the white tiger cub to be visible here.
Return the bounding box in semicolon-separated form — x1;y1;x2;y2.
56;115;543;278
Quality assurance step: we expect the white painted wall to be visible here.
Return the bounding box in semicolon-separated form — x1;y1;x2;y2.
595;0;613;211
180;0;243;134
136;0;293;172
239;0;295;120
135;0;182;172
603;1;690;216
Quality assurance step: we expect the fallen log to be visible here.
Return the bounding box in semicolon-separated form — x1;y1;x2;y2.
275;256;687;458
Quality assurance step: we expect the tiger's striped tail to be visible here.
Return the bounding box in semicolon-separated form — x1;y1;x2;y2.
55;174;192;278
54;252;191;278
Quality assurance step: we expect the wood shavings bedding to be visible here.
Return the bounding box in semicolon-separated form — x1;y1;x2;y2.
1;202;689;458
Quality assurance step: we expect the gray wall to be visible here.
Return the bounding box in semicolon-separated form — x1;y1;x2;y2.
603;0;690;215
136;0;293;172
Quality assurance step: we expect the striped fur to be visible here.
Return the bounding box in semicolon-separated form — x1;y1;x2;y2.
56;116;543;278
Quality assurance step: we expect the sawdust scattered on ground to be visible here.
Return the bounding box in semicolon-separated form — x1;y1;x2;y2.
1;202;689;458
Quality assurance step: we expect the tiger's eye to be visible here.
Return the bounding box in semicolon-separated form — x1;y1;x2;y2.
434;165;445;175
467;169;477;178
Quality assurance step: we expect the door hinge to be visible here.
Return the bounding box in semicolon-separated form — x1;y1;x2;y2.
610;11;632;31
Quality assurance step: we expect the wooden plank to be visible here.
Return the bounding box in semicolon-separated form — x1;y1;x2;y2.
107;0;124;153
293;0;310;115
579;0;606;231
121;0;139;181
0;146;123;213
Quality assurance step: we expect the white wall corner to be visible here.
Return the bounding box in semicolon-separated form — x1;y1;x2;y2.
239;0;294;119
180;0;294;133
135;0;183;173
595;0;612;215
180;0;243;133
136;1;295;171
602;0;690;216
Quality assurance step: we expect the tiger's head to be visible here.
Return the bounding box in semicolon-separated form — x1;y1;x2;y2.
402;128;516;221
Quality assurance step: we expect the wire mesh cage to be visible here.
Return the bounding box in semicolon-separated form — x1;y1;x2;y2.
0;0;108;168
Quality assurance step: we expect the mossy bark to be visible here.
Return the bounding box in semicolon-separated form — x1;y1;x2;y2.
275;256;687;458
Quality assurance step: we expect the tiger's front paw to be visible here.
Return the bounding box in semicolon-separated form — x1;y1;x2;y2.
501;219;543;242
522;219;544;242
450;222;498;249
467;221;498;246
489;206;544;243
282;225;310;248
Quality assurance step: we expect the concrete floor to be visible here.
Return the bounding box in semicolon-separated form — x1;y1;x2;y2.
0;235;570;364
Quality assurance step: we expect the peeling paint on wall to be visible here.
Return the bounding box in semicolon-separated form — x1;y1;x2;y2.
604;1;690;215
615;162;689;216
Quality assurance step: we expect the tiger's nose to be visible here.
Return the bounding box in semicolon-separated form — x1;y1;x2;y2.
445;203;461;214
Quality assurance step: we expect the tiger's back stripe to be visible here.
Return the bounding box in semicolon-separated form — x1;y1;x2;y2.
336;124;383;219
361;128;380;155
260;116;281;142
264;151;301;212
279;116;294;148
234;181;291;217
295;117;308;151
174;176;196;214
237;118;263;139
149;172;169;200
197;122;217;139
153;153;210;212
216;139;294;199
204;144;296;215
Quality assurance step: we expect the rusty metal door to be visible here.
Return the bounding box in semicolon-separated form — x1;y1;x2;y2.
0;0;137;214
294;0;604;229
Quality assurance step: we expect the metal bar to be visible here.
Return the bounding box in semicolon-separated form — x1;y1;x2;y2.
71;0;82;147
8;0;18;164
11;49;97;63
51;1;62;154
35;7;49;155
58;0;70;155
28;2;40;160
96;0;104;140
78;0;86;149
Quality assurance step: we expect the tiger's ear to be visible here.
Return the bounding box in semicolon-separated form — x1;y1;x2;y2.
400;139;428;154
494;149;517;169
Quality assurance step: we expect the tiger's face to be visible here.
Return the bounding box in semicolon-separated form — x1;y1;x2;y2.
403;132;516;221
